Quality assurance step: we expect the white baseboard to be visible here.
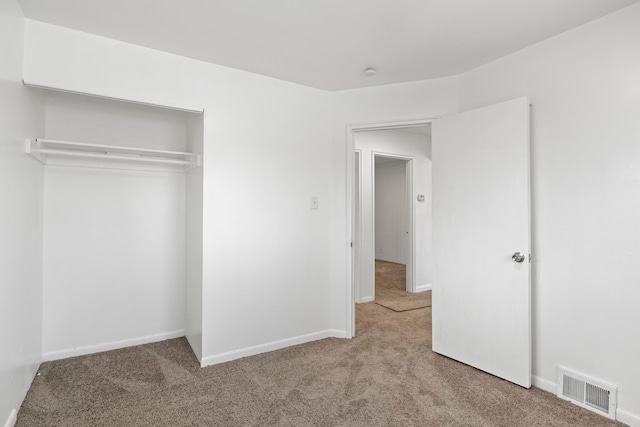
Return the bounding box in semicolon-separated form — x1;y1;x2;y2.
329;329;348;339
43;329;185;361
3;409;17;427
200;330;335;367
359;296;374;303
415;283;432;293
532;374;557;394
618;408;640;427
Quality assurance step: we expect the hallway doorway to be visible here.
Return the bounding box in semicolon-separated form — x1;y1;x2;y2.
350;122;433;336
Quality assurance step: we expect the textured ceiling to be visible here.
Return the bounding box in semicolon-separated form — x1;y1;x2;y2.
17;0;640;90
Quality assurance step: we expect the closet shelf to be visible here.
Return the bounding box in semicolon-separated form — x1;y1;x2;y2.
26;138;201;172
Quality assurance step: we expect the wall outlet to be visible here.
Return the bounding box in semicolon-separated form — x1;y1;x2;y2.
311;196;319;210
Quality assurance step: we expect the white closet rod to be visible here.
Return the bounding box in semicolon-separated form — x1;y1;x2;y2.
36;148;191;165
35;138;193;158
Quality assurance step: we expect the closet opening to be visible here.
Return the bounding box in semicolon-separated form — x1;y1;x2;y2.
26;88;204;363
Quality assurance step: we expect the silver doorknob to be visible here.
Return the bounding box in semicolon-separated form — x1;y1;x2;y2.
512;252;525;263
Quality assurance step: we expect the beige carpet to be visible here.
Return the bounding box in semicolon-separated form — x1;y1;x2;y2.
17;305;626;426
375;259;431;312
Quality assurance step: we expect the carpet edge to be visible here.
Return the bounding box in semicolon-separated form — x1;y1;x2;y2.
200;329;336;368
43;329;186;362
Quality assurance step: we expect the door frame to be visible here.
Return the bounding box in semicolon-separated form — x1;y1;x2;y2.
353;149;362;304
346;118;435;338
372;153;413;294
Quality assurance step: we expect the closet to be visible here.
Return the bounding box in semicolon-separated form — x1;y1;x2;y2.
26;88;204;362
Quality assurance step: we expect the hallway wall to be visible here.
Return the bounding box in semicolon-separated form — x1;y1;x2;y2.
375;158;407;265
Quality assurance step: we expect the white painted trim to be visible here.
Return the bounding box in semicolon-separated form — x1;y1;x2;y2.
3;409;17;427
359;296;375;303
346;130;356;338
200;330;335;367
532;375;557;394
22;79;205;114
370;154;376;297
349;119;438;133
43;329;185;361
617;408;640;427
415;283;432;293
406;159;415;293
329;329;349;339
353;149;363;306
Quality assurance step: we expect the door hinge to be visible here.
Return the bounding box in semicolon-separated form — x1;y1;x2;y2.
350;241;353;248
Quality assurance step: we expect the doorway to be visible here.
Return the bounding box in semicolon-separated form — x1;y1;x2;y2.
374;155;411;294
350;122;433;335
346;98;531;386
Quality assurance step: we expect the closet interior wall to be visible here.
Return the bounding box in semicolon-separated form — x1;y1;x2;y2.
185;113;204;362
40;91;203;361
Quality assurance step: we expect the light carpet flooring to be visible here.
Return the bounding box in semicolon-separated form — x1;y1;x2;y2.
17;297;626;425
374;259;431;312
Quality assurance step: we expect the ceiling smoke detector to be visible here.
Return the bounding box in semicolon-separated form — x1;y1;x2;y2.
363;67;376;77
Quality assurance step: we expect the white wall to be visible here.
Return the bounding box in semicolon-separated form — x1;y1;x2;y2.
354;129;433;302
0;0;44;424
23;20;334;365
42;168;186;358
458;4;640;424
43;91;189;151
41;93;188;360
185;114;204;361
375;159;408;264
329;78;460;332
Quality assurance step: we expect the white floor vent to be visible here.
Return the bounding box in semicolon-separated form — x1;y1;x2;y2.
557;367;617;420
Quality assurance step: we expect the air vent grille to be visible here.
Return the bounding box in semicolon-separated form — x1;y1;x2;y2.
562;374;585;402
585;383;610;413
557;367;617;420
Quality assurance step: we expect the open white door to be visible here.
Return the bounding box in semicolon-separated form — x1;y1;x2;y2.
432;97;531;388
